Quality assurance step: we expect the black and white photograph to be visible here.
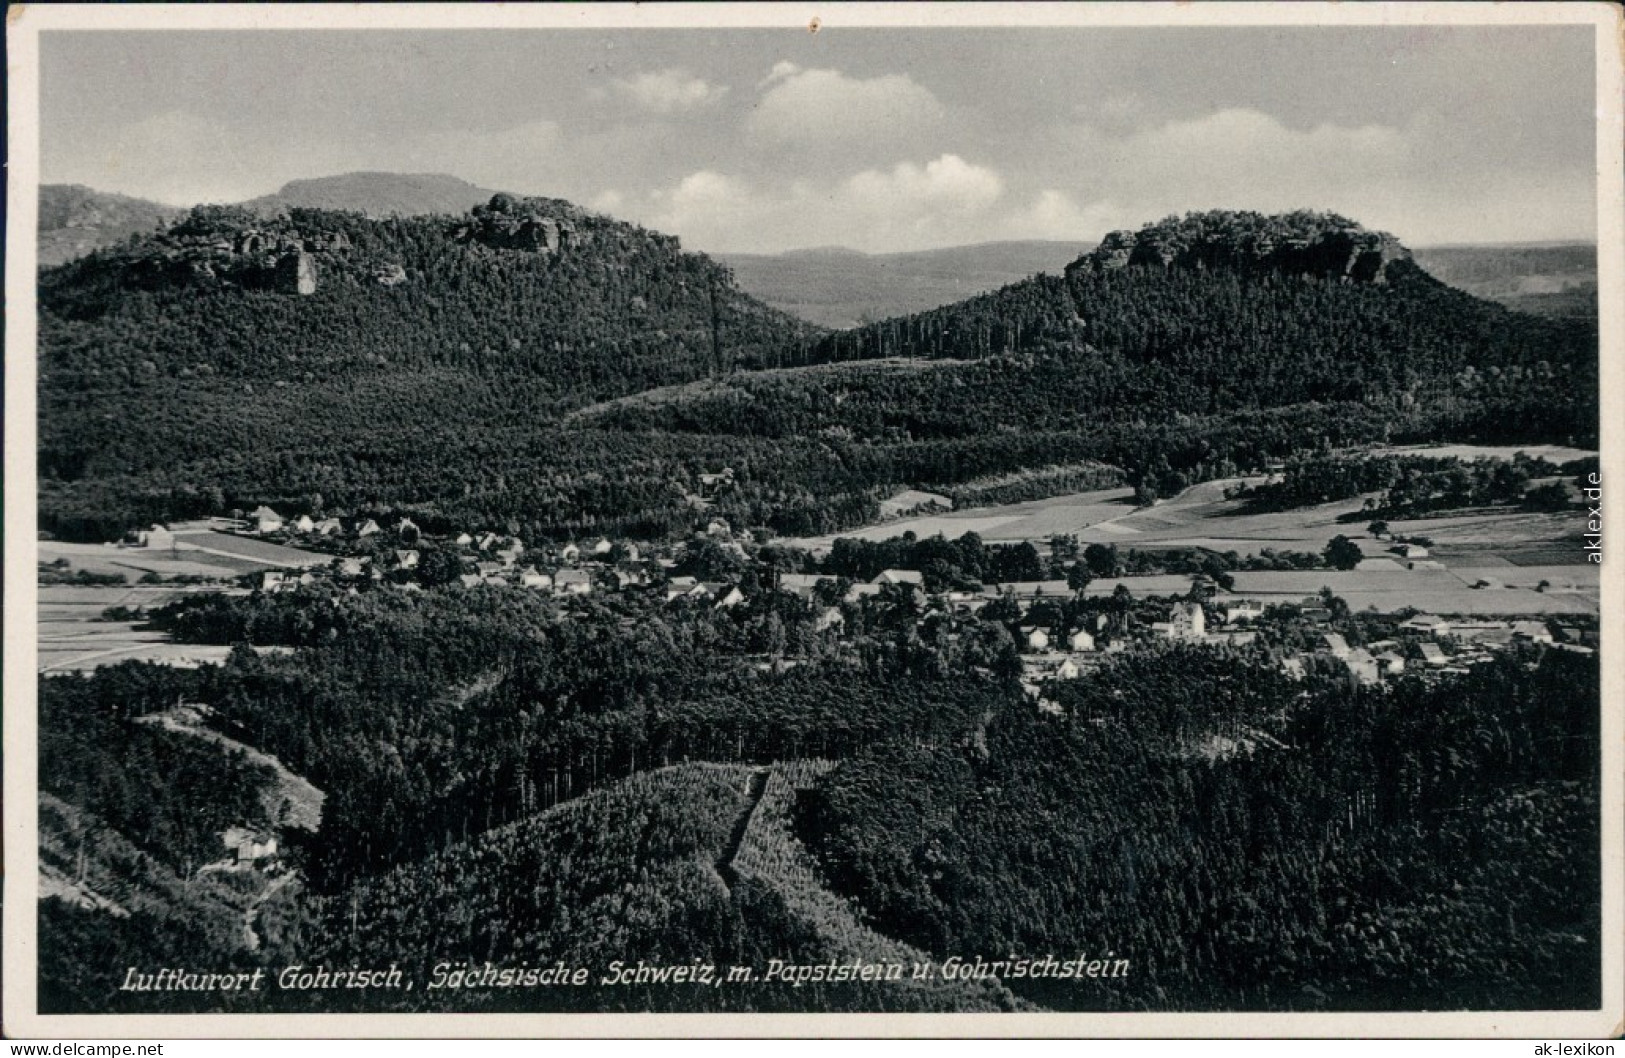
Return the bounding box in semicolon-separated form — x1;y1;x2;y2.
5;2;1621;1039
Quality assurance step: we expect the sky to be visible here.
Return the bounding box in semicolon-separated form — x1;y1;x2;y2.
38;25;1599;254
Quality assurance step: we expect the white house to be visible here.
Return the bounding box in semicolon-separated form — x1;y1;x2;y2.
1403;614;1451;636
1511;621;1553;645
556;569;594;595
1154;602;1207;641
872;569;926;588
1067;629;1096;652
1345;647;1381;686
248;506;284;534
1023;627;1051;652
1224;600;1266;625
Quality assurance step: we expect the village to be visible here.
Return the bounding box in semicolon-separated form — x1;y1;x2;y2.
64;497;1592;709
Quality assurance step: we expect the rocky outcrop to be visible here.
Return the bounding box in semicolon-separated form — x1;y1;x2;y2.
1065;210;1412;285
373;262;408;287
275;251;318;295
455;193;581;254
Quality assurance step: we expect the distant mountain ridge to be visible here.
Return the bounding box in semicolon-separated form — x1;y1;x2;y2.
720;240;1095;329
240;172;499;218
38;185;187;268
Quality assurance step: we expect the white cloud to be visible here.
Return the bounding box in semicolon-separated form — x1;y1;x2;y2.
1041;108;1418;234
748;63;944;144
639;154;1011;253
613;68;729;114
843;155;1005;222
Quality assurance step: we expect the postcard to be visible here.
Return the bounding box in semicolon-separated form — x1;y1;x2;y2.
6;1;1621;1040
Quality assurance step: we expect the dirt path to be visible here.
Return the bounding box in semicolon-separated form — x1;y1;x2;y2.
241;870;296;952
716;768;770;891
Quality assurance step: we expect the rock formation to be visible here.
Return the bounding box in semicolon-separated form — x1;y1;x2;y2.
1065;210;1412;285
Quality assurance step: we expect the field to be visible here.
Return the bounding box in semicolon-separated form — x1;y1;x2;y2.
786;462;1600;618
38;584;258;673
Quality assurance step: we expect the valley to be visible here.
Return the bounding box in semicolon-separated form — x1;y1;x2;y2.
30;196;1604;1016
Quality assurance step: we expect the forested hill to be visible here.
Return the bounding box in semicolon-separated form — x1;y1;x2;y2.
788;210;1595;445
37;206;1596;543
37;195;822;538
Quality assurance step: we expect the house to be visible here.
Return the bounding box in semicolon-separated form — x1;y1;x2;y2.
475;560;506;579
291;514;316;533
1393;542;1430;559
814;607;844;632
221;828;277;865
698;468;735;494
556;569;594;595
477;532;502;552
1345;648;1380;686
1403;613;1451;636
777;573;827;599
590;537;613;556
1224;600;1266;625
1552;624;1586;644
1055;656;1085;680
1511;621;1553;645
1066;629;1096;652
872;569;926;588
1166;601;1207;640
519;571;554;591
248;505;284;534
258;571;287;592
1419;642;1449;667
843;583;884;604
1321;633;1351;659
1212;629;1258;648
393;549;420;570
337;557;368;578
1280;657;1306;680
706;519;732;538
495;545;524;567
396;517;420;542
454;532;474;547
459;573;484;589
559;543;581;564
710;585;745;609
1375;650;1406;675
313;518;343;536
142;524;176;550
1022;627;1051;652
355;518;381;537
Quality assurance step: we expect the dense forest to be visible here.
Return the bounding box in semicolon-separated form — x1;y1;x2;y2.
37;571;1602;1013
38;207;1595;542
800;646;1599;1011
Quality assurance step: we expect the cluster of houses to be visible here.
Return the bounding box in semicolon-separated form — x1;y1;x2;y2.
156;508;1596;698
